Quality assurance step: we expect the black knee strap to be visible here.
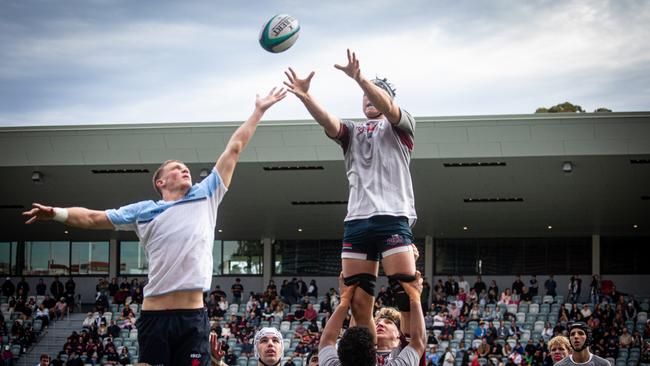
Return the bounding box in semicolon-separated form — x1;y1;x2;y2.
388;274;416;312
344;273;377;296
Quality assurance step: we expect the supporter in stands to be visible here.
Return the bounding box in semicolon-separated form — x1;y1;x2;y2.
488;280;499;304
53;297;66;320
458;276;470;295
529;275;539;297
641;340;650;365
35;303;49;327
104;344;119;365
304;303;317;322
512;275;524;295
64;277;76;311
555;322;610;366
107;278;119;298
16;277;29;297
36;279;47;296
568;275;582;304
95;291;109;314
231;278;244;306
618;328;633;349
580;304;592;320
589;275;600;305
569;304;581;322
1;278;14;297
443;346;455;366
499;288;512;305
1;345;12;366
520;286;533;304
107;320;120;339
66;351;84;366
545;275;557;297
37;353;51;366
307;279;318;298
296;278;308;298
445;276;458;297
81;313;95;330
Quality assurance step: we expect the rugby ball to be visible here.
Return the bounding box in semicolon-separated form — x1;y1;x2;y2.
259;14;300;53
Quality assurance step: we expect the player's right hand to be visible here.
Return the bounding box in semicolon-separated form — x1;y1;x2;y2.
22;203;55;224
400;271;423;302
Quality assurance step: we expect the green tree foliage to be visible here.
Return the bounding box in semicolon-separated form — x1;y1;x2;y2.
594;107;612;112
535;102;585;113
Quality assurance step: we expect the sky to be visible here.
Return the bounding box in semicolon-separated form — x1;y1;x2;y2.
1;0;649;126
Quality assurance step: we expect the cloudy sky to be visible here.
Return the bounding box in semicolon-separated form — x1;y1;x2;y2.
1;0;649;126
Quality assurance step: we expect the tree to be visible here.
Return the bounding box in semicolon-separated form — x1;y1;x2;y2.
594;107;612;112
535;102;585;113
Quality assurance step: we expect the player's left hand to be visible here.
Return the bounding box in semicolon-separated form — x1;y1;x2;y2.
255;87;287;112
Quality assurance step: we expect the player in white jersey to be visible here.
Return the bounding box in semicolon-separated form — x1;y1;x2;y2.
555;322;611;366
284;49;418;342
22;87;287;366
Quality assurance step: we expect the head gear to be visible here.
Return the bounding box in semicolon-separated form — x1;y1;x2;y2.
371;77;396;99
568;321;592;351
254;327;284;362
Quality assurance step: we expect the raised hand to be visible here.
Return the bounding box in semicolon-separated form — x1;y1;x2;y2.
334;49;361;81
210;331;224;363
411;244;419;262
399;271;423;302
255;87;287;112
338;272;358;304
283;67;315;99
22;203;55;224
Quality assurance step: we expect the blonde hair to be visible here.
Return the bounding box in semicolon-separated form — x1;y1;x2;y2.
548;335;571;352
375;307;401;330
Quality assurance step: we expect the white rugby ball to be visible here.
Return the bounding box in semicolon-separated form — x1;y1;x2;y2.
259;14;300;53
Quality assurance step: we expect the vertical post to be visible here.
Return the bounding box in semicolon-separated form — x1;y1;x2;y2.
263;237;272;288
109;238;119;279
425;235;434;300
592;234;600;276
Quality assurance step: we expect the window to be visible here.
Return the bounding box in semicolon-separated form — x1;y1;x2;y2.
274;240;341;276
221;241;263;275
71;242;109;274
24;241;69;275
119;241;148;275
0;242;15;275
434;238;591;275
275;239;425;276
601;237;650;274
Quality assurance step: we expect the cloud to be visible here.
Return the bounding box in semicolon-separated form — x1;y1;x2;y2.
0;0;648;125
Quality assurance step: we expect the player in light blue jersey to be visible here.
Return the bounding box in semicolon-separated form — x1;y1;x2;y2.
22;87;286;366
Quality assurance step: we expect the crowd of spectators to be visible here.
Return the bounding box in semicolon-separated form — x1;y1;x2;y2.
9;274;650;366
0;276;77;364
420;275;650;366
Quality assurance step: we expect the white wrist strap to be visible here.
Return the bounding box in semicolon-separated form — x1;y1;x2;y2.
53;207;69;223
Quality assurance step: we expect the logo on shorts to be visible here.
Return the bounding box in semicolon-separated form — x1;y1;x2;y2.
386;234;404;246
190;353;202;366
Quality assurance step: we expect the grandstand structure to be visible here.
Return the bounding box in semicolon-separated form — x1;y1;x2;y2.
0;111;648;292
0;111;649;365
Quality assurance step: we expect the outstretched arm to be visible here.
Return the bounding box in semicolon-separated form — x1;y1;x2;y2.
334;49;401;124
320;274;356;349
22;203;114;230
216;87;287;188
400;271;426;356
283;68;341;138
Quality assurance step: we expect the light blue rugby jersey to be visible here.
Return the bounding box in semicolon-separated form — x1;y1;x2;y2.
106;168;227;298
